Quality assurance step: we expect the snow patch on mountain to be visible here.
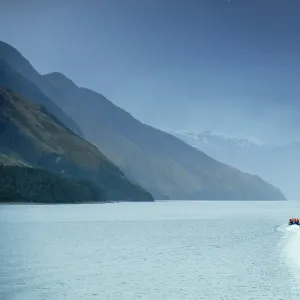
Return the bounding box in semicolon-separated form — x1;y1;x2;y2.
169;130;265;150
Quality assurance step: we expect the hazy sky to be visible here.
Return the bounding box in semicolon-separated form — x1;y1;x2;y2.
1;0;300;141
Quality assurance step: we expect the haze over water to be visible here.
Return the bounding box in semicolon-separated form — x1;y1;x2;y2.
1;201;300;300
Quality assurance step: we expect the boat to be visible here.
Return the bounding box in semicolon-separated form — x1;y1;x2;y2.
289;218;300;225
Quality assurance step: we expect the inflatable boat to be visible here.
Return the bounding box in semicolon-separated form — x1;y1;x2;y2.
289;218;300;225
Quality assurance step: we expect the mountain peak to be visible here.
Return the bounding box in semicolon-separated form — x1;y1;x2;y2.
0;40;36;76
0;40;25;58
43;72;78;92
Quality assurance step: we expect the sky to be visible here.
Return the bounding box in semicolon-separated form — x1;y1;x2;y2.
1;0;300;142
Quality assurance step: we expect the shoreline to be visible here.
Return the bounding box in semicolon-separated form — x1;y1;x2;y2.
0;201;110;205
0;200;154;205
0;199;286;206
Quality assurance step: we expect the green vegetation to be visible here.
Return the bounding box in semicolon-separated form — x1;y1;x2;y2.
0;165;105;203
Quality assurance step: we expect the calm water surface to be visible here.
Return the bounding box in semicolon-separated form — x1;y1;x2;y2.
1;201;300;300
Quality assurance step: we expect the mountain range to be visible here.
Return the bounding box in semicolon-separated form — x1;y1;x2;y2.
172;130;299;200
0;40;286;201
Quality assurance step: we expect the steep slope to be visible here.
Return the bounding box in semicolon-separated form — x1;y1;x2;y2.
40;73;285;200
0;41;82;136
0;87;153;202
0;41;286;200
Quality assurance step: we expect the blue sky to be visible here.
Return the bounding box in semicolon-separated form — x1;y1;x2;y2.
1;0;300;141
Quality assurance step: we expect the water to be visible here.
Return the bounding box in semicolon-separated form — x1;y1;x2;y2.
1;201;300;300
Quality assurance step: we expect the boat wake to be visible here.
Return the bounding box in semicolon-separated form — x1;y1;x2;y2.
278;224;300;276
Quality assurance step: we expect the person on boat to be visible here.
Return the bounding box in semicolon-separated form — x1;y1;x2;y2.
289;218;294;225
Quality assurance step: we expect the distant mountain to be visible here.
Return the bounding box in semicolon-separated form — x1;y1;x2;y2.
0;41;286;200
170;130;267;164
171;130;300;200
41;72;285;200
0;41;82;136
0;86;153;202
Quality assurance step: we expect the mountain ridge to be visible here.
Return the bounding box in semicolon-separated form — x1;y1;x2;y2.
42;72;286;200
0;40;287;200
0;41;82;136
